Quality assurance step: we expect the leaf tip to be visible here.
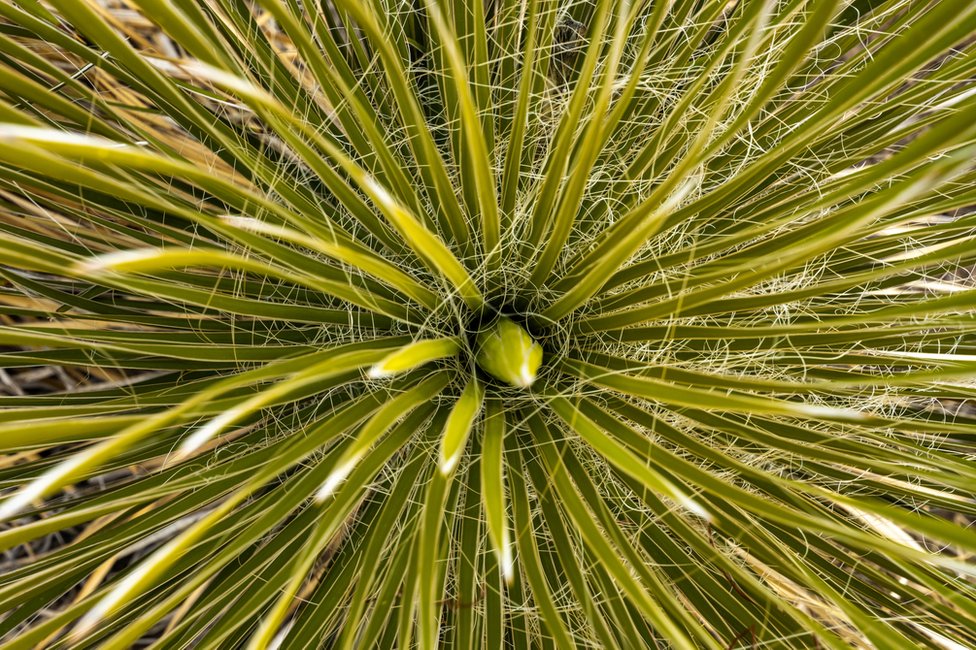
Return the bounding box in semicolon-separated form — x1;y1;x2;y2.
679;495;713;523
366;364;392;380
439;451;461;476
315;461;354;502
501;544;515;584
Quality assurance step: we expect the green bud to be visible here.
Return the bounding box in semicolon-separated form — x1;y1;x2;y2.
475;318;543;388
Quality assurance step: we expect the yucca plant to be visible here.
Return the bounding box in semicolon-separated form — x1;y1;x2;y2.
0;0;974;647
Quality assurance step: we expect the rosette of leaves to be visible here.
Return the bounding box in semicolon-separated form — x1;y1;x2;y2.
0;0;975;648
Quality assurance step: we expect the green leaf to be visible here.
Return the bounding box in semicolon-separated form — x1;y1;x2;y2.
438;377;485;476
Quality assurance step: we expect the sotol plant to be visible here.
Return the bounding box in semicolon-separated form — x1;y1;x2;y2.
0;0;975;647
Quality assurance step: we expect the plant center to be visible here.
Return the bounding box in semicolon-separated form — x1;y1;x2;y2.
474;317;544;388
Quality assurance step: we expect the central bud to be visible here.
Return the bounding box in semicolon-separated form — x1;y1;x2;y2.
474;317;544;388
